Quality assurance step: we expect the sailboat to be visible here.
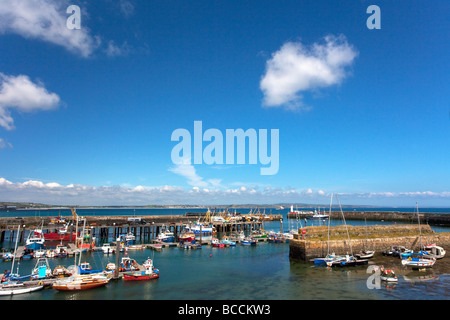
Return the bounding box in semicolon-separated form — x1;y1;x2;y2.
323;194;368;267
314;195;346;266
401;203;436;269
52;214;111;291
0;225;44;296
354;218;375;259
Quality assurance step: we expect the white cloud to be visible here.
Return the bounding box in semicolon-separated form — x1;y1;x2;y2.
105;40;131;57
168;159;209;188
260;34;358;110
0;177;449;206
0;0;100;58
0;138;13;149
0;73;60;130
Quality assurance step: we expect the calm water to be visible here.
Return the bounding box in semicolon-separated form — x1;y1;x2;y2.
1;208;449;300
1;240;449;300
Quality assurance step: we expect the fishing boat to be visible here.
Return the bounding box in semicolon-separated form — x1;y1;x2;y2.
211;238;225;248
222;236;236;246
178;231;196;243
25;228;45;250
78;262;105;275
307;208;329;220
52;265;71;278
31;258;52;280
268;232;283;243
157;227;175;243
119;255;140;272
252;230;268;239
21;248;34;260
2;252;14;262
43;223;77;241
45;249;56;258
184;223;215;235
55;244;68;258
123;258;159;281
120;232;136;245
241;237;257;246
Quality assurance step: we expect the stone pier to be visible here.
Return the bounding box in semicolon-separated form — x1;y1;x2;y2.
289;224;450;261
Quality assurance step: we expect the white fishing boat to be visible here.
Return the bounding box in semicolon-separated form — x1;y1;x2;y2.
25;227;45;250
157;226;175;242
185;223;215;235
307;208;330;220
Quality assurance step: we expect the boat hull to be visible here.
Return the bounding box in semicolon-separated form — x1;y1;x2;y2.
43;232;76;241
52;279;109;291
0;284;43;296
123;273;159;281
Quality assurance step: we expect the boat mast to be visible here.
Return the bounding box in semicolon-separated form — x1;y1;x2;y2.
416;202;422;251
336;193;353;256
327;194;332;255
10;224;20;277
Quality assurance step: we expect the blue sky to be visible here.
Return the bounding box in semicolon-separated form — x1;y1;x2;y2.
0;0;449;206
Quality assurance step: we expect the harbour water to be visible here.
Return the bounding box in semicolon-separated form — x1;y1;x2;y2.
1;208;449;301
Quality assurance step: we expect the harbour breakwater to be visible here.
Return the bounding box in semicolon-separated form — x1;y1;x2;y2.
289;224;450;261
0;214;282;243
287;211;450;227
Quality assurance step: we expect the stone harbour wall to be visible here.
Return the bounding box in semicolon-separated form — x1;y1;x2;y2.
289;224;450;261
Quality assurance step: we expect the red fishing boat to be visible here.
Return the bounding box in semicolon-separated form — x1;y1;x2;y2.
123;258;159;281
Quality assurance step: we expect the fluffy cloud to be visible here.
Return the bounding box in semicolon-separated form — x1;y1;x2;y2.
0;73;60;130
260;35;358;110
0;0;99;58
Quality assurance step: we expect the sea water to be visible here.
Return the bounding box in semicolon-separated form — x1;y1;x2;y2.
1;208;449;300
